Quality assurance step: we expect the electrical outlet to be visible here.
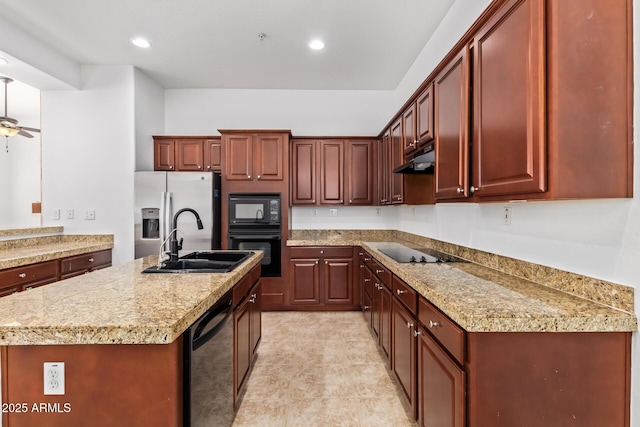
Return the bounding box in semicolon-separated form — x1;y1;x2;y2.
85;209;95;220
44;362;65;395
376;208;381;216
66;209;74;220
503;207;512;226
312;208;318;216
412;207;416;217
329;208;338;217
53;209;60;220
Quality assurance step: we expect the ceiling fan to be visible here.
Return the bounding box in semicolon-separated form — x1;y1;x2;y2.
0;76;41;138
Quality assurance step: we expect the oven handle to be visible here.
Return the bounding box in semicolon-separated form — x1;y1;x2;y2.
192;298;233;351
229;234;281;240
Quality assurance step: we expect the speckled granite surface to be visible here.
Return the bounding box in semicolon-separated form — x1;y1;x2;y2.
0;234;114;269
0;252;263;345
0;226;63;238
288;230;637;333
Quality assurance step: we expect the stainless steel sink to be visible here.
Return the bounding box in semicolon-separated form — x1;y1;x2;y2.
142;251;254;274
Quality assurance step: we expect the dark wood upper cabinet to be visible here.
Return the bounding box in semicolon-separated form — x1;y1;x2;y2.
390;118;404;204
379;132;392;205
472;0;546;198
434;47;470;200
203;139;222;171
175;139;204;171
222;131;286;182
345;139;375;205
402;104;417;156
153;139;175;171
291;140;317;205
255;134;284;181
224;134;254;181
319;140;344;205
416;83;435;145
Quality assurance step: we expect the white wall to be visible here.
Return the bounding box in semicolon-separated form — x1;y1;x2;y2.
165;89;394;136
134;69;164;171
41;65;136;265
291;206;396;230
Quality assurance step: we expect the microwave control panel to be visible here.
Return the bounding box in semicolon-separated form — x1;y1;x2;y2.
269;199;280;222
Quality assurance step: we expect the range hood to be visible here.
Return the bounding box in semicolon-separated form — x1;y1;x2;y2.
393;144;435;174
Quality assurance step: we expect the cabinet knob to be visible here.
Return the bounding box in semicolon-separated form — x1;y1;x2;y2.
325;261;328;265
315;261;319;264
363;305;370;310
396;289;407;295
375;283;382;290
364;278;371;282
406;322;414;329
169;166;173;169
248;175;251;179
376;269;384;274
25;286;33;291
364;258;371;261
429;320;441;328
89;258;94;263
359;252;364;256
360;265;364;269
207;165;211;169
456;187;464;194
320;250;324;254
198;166;202;169
413;330;422;337
470;186;477;193
312;200;315;203
257;175;261;179
18;273;27;278
340;200;343;203
349;200;352;203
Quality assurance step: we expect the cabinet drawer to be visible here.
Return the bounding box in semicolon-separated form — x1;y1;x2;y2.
371;258;391;287
0;261;58;288
362;266;373;298
360;250;374;269
61;250;112;274
392;275;417;316
233;264;261;307
290;246;353;259
419;297;465;365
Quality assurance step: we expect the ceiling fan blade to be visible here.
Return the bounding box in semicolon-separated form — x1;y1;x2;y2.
17;129;34;138
20;126;40;133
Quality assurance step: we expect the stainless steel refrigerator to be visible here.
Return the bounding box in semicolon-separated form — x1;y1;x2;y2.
134;171;221;259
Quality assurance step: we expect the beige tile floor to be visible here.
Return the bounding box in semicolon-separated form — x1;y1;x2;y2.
233;311;418;427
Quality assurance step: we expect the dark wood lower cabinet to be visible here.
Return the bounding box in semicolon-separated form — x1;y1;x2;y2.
418;326;465;427
392;298;417;418
233;279;261;408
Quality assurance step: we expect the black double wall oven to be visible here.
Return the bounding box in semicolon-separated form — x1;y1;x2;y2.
228;193;282;277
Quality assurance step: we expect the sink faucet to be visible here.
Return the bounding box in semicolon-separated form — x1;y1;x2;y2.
169;208;204;262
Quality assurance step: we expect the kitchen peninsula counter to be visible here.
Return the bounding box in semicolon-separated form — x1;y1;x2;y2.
287;230;637;333
0;252;263;346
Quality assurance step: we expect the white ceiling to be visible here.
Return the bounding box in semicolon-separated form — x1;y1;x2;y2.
0;0;456;90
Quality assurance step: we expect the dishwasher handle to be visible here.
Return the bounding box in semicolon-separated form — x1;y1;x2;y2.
192;298;233;351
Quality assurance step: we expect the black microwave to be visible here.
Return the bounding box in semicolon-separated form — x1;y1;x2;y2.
228;193;281;228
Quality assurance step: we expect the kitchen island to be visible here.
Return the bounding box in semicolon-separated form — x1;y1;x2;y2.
0;252;263;427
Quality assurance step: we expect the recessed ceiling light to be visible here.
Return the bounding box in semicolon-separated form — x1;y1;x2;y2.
0;57;7;65
131;37;152;49
308;39;325;50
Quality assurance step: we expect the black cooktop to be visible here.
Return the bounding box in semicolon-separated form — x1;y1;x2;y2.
379;246;456;263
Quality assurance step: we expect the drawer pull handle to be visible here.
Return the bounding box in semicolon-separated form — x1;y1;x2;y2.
375;269;384;274
413;330;421;337
18;273;27;278
249;294;257;303
406;322;414;329
429;320;441;328
360;265;364;268
375;283;382;290
364;258;371;261
363;305;370;310
25;286;32;291
359;252;364;256
88;258;94;262
396;289;407;295
364;278;370;282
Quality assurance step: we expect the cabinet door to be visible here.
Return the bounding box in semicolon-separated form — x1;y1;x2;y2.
234;298;252;406
418;327;465;427
472;0;546;197
378;133;391;205
379;284;392;363
175;139;204;171
249;281;262;356
290;259;321;305
392;298;417;416
204;139;222;171
319;140;344;205
403;104;418;155
390;118;404;204
417;83;434;145
225;135;253;180
323;257;353;305
434;47;470;200
362;291;373;327
291;140;317;205
154;139;175;171
345;140;374;205
255;134;284;181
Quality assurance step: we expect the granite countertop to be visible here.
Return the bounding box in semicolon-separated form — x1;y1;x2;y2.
0;252;263;346
287;231;637;333
0;234;114;270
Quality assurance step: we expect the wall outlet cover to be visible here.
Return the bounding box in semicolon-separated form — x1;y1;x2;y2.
44;362;65;395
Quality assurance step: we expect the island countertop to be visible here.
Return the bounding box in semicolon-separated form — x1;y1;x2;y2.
287;231;637;333
0;252;263;346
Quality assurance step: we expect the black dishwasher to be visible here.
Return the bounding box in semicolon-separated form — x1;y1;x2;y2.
183;290;234;427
